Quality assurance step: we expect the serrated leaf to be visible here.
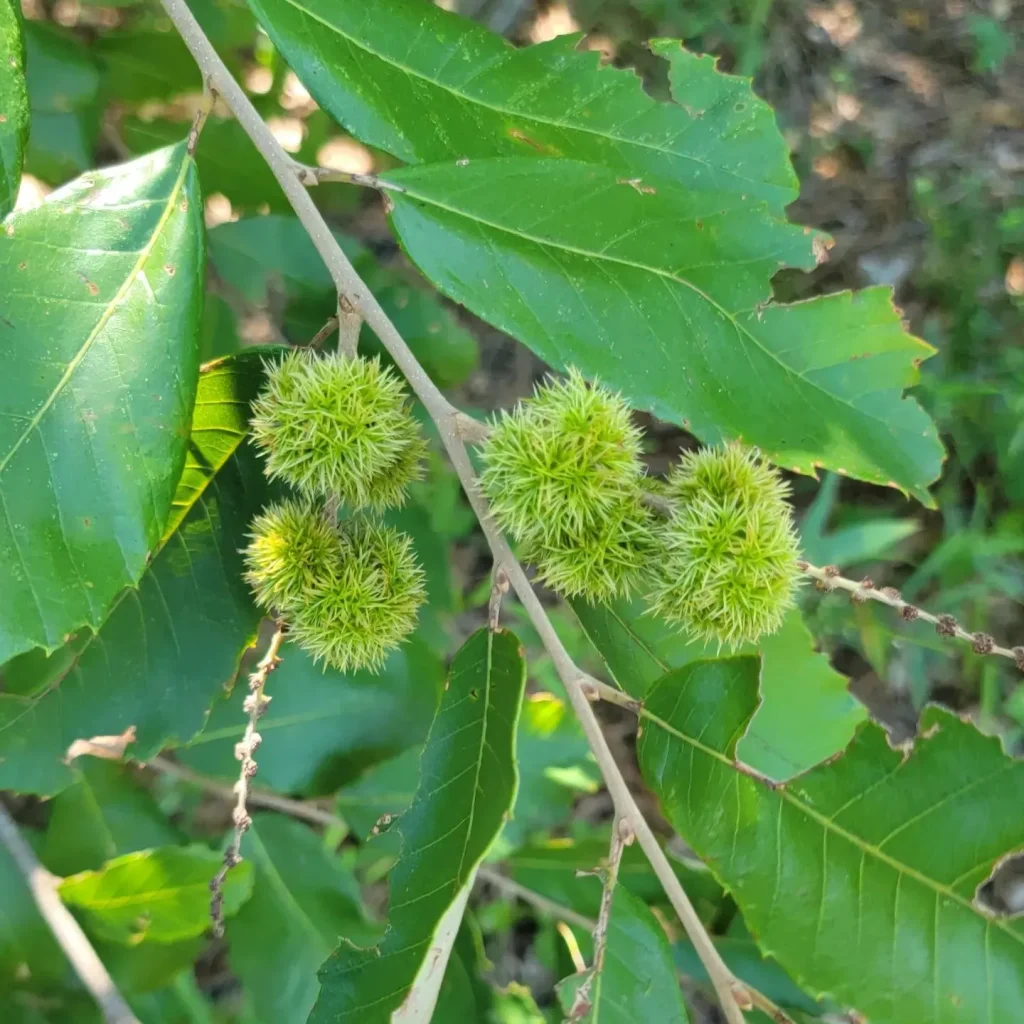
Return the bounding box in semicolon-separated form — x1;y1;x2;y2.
226;815;376;1024
556;885;689;1023
22;23;101;184
0;352;271;795
384;156;941;499
42;759;183;877
311;628;527;1023
247;0;797;210
637;657;1024;1023
573;601;865;780
181;631;443;795
0;144;203;665
58;845;253;945
0;0;28;218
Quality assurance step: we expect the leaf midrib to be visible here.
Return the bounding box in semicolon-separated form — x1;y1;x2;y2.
390;175;928;459
640;703;1021;946
273;0;779;195
0;151;192;477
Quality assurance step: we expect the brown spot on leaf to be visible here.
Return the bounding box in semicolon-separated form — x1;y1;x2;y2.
180;199;189;212
164;264;176;277
0;115;6;124
616;177;656;195
507;128;557;154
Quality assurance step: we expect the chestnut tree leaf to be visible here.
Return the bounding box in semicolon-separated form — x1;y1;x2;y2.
0;144;203;665
384;158;941;501
311;628;526;1023
638;657;1024;1024
247;0;798;210
0;352;272;795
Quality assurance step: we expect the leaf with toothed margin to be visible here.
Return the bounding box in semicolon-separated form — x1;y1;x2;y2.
310;628;527;1023
383;157;942;501
637;656;1024;1024
246;0;798;211
0;351;277;796
0;145;204;666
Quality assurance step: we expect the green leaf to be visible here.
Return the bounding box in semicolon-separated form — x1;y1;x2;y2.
384;157;941;499
637;657;1024;1023
58;845;253;945
42;759;183;876
22;23;100;184
180;631;443;795
498;692;598;854
556;885;689;1023
97;29;202;103
0;353;270;795
127;971;217;1024
246;0;797;210
0;143;203;665
311;628;527;1023
226;815;376;1024
0;0;28;218
574;600;865;780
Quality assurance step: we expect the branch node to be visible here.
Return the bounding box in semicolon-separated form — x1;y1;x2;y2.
936;613;959;638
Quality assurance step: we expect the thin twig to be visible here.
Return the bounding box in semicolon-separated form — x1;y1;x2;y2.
488;564;510;632
307;314;339;350
291;161;406;193
209;622;286;937
157;7;750;1020
476;866;596;931
580;672;642;712
569;818;631;1018
147;755;342;830
0;805;138;1024
800;561;1024;668
186;83;215;157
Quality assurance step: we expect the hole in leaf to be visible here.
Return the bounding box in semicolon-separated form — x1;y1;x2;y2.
976;852;1024;917
469;688;480;700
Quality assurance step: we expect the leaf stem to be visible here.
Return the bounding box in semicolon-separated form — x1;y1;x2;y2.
291;160;406;193
0;804;138;1024
476;865;596;931
155;5;749;1020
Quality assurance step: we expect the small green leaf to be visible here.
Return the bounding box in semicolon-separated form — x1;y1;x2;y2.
42;760;183;877
181;632;443;795
556;885;690;1022
385;157;941;499
311;628;527;1023
638;657;1024;1023
22;23;101;184
573;601;865;780
0;0;28;218
0;144;203;665
247;0;797;210
227;815;376;1024
58;845;253;945
0;353;271;795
